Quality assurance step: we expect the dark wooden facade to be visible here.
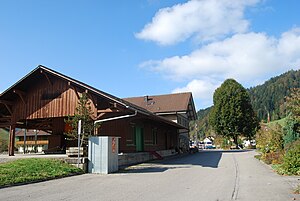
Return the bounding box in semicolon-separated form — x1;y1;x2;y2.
99;117;178;153
0;66;182;155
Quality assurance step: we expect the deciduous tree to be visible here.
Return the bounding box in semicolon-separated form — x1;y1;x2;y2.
283;88;300;146
210;79;259;148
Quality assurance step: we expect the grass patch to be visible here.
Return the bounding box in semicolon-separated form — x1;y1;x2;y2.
271;164;286;175
0;158;83;187
266;117;287;128
254;154;262;160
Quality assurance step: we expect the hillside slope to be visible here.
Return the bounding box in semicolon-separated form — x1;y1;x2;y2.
248;69;300;121
191;69;300;138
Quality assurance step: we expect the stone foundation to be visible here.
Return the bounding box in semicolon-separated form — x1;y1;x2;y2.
118;149;177;166
65;149;177;171
64;157;88;172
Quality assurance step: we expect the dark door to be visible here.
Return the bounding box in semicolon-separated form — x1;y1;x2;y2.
135;126;144;152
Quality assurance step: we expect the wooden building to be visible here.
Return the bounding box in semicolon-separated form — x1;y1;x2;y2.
0;65;185;156
124;93;197;152
15;129;50;153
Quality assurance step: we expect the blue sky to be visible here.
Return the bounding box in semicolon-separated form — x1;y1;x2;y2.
1;0;300;110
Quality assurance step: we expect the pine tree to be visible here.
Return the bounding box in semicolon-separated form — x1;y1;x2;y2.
65;92;99;147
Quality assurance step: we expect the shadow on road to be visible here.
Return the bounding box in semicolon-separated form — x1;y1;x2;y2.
120;150;252;174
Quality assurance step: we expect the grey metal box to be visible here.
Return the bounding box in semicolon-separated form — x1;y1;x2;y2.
88;136;119;174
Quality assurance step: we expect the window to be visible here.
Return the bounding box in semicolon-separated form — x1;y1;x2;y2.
126;124;136;146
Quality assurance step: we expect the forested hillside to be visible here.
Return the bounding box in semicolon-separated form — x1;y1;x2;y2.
190;69;300;139
189;107;213;139
248;69;300;121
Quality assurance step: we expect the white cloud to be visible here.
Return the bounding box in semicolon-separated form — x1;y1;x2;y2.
142;29;300;81
172;79;221;108
136;1;300;109
142;28;300;108
136;0;260;45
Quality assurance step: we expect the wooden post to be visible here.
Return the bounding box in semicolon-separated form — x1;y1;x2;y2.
8;125;16;156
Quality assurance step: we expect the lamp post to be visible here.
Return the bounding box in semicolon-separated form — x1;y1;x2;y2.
77;120;82;168
34;129;37;153
23;128;27;154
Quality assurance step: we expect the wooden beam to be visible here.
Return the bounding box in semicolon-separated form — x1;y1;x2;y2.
40;70;53;86
108;102;125;111
96;113;106;120
0;116;11;121
13;89;27;104
0;101;13;115
97;108;120;113
0;123;11;127
0;100;13;105
68;82;80;100
8;125;16;156
87;92;97;107
109;102;118;108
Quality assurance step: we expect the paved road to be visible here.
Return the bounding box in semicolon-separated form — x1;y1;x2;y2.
1;150;299;201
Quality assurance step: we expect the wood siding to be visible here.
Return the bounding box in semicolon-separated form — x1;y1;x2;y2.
11;77;99;122
13;79;78;121
99;116;178;153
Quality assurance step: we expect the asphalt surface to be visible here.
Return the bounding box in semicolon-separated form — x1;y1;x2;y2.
0;150;299;201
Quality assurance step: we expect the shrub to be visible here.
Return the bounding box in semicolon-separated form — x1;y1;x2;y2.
280;140;300;175
256;124;284;165
0;138;8;153
283;116;300;146
261;151;284;165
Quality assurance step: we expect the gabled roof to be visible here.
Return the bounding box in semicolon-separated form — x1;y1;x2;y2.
15;129;50;137
0;65;184;129
124;93;197;120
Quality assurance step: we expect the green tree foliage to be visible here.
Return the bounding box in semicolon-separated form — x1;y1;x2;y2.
283;88;300;146
65;92;99;146
248;69;300;121
281;88;300;174
190;70;300;138
281;140;300;175
189;107;213;140
256;89;300;174
283;118;300;146
256;124;284;164
210;79;259;147
286;88;300;122
0;129;9;152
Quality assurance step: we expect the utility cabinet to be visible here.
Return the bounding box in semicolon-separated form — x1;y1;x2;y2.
88;136;119;174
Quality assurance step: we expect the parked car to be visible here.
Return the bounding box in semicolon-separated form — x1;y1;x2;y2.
198;141;205;149
204;141;215;149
